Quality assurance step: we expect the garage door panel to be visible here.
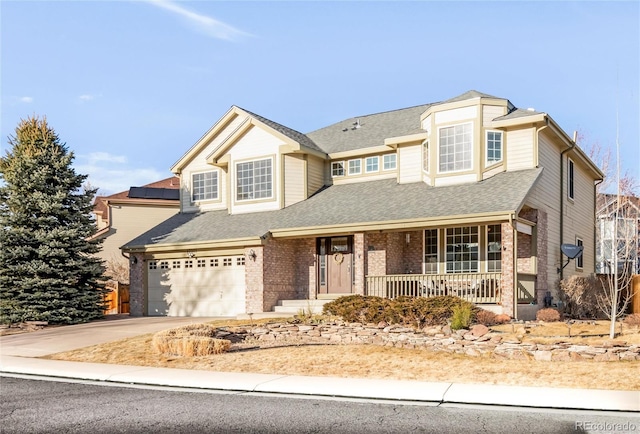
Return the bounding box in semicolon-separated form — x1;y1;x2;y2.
147;256;245;317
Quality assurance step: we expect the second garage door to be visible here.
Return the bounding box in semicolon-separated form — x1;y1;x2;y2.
147;256;246;317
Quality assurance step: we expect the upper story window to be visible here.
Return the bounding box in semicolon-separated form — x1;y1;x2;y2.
568;158;575;200
383;154;397;171
236;157;272;201
486;131;503;165
192;171;218;202
365;156;379;173
348;159;361;175
439;123;472;173
331;161;345;177
422;140;429;172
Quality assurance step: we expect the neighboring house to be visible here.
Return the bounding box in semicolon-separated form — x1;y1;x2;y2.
596;193;640;275
122;90;603;319
92;176;180;281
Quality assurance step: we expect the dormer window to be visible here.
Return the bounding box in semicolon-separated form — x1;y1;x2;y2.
348;159;362;175
331;161;345;177
365;156;379;173
382;154;397;171
192;171;218;202
236;157;273;201
438;123;472;173
486;131;503;165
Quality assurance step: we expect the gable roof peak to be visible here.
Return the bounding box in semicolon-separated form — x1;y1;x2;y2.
441;90;505;105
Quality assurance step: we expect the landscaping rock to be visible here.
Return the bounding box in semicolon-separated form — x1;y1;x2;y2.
470;324;489;337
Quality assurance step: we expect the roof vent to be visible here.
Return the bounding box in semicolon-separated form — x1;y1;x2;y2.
342;128;348;132
351;119;361;130
527;107;535;112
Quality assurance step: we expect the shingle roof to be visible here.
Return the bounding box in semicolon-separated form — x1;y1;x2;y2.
123;168;542;250
306;104;432;154
440;90;502;104
239;107;326;155
493;108;545;121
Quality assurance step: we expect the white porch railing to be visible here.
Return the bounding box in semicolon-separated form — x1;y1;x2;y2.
366;273;501;304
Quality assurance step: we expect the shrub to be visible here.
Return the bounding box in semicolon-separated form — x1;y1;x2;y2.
623;313;640;327
558;275;603;319
536;308;561;322
451;304;473;330
494;314;512;324
323;295;477;328
475;309;498;326
322;295;394;324
152;323;231;357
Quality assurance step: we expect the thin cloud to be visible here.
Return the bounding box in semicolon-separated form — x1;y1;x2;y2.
78;94;101;102
19;96;34;103
145;0;251;41
75;152;168;196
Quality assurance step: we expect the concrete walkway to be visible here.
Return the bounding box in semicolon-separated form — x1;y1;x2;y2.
1;316;639;412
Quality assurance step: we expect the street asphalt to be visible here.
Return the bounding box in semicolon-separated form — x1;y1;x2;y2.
0;315;638;412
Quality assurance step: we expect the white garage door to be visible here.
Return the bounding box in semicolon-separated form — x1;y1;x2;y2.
147;256;246;317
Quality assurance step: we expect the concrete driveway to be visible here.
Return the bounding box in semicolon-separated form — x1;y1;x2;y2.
0;315;226;357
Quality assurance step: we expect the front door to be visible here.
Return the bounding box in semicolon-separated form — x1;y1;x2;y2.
317;236;353;294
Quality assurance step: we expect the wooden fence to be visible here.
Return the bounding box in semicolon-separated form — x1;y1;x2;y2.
104;281;130;315
633;275;640;314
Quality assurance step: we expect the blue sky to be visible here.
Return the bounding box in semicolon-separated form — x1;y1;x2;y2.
2;1;638;195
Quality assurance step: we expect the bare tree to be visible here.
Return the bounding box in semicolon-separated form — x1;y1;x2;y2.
584;127;640;338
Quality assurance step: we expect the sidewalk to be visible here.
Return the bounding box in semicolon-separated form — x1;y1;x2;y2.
1;316;639;413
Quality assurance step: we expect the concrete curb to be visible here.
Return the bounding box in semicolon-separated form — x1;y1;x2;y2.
1;355;638;412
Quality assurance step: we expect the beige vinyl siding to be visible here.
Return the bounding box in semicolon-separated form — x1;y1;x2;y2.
524;130;562;293
506;128;535;171
180;115;244;212
398;144;422;183
229;126;284;214
482;105;506;127
434;106;478;125
307;155;325;196
284;154;305;207
563;155;597;276
96;204;179;270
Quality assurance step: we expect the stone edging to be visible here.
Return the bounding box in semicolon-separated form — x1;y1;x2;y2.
216;321;640;362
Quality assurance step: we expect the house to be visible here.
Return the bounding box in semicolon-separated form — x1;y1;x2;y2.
122;90;603;319
596;193;640;276
92;176;180;282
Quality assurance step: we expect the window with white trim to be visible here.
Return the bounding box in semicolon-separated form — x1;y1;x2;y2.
422;140;429;172
486;131;503;165
576;237;584;269
382;154;396;171
568;158;575;200
192;171;218;202
236;158;272;201
365;156;379;173
445;226;479;273
424;229;438;274
487;224;502;272
348;159;361;175
439;123;472;173
331;161;345;177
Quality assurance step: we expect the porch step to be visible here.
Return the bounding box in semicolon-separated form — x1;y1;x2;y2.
272;299;332;314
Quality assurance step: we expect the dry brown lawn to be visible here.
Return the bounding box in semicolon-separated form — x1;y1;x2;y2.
45;319;640;391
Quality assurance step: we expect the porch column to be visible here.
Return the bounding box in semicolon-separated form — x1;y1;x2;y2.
501;223;515;317
128;252;145;317
353;233;365;295
245;246;265;313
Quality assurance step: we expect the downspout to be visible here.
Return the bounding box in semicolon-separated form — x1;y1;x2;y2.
594;178;604;272
558;130;576;281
